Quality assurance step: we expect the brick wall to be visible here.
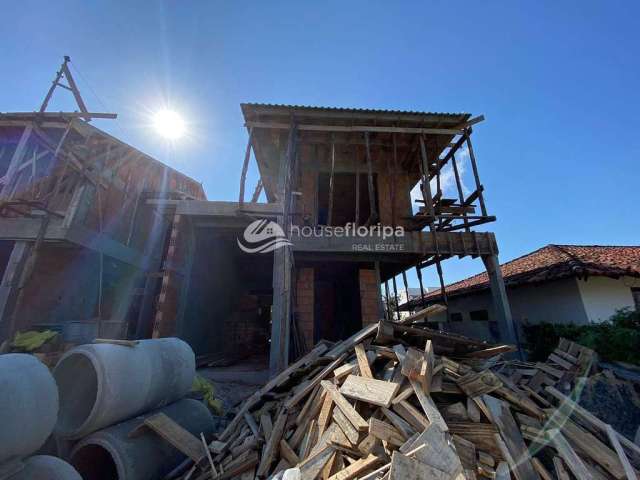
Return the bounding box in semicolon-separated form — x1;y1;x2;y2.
223;294;268;357
153;213;185;338
296;267;314;347
359;268;381;326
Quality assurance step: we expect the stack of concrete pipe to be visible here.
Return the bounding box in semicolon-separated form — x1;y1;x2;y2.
0;353;82;480
0;337;214;480
53;337;214;480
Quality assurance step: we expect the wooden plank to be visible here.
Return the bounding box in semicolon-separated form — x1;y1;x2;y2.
605;423;638;480
246;120;464;136
396;303;447;325
381;407;415;438
391;385;414;405
547;353;574;370
546;414;626;479
218;343;328;441
333;408;360;445
392;401;430;431
280;439;300;466
334;362;357;380
552;456;571;480
140;413;204;462
531;458;553;480
482;395;540;480
299;446;336;480
317;394;334;437
545;386;640;461
401;348;425;382
368;418;405;447
256;409;288;477
408;424;462;476
422;339;434;393
243;412;260;440
354;344;373;378
410;379;448;432
320;380;368;432
325;324;378;359
285;354;348;409
328;453;381;480
452;434;477;472
388;452;450;480
547;428;593;480
495;461;510;480
339;375;400;408
260;414;273;439
457;370;502;397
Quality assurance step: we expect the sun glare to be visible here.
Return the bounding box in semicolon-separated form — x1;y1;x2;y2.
153;109;186;140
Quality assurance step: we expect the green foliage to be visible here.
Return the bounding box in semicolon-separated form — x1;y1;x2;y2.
192;375;224;415
522;308;640;365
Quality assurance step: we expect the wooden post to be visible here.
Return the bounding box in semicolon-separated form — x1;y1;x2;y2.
451;153;470;232
270;124;297;376
418;135;435;217
384;281;391;321
481;254;521;358
391;275;400;321
238;128;254;206
374;261;385;320
416;265;426;307
0;242;31;341
0;125;33;200
250;178;263;203
363;132;378;223
464;131;487;216
327;136;336;226
355;154;360;225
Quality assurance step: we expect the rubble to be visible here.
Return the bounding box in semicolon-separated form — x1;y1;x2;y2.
176;325;640;480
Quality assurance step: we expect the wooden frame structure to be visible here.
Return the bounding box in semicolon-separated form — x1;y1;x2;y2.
0;57;205;343
232;104;517;375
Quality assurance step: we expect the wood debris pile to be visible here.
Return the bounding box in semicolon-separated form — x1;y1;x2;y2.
179;324;640;480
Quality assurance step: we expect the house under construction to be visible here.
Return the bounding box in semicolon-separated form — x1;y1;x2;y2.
150;104;517;375
0;59;517;376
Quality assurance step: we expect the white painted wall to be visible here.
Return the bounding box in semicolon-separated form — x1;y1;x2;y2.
440;275;640;342
576;276;637;323
440;277;589;342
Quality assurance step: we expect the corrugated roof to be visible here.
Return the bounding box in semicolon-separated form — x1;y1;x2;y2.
403;244;640;309
241;103;469;118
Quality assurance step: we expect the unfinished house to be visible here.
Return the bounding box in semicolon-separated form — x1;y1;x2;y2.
152;104;517;375
0;59;205;345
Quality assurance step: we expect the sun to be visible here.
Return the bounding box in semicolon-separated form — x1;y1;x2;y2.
153;109;186;140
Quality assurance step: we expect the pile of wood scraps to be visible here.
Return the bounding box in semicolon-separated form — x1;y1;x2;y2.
177;326;640;479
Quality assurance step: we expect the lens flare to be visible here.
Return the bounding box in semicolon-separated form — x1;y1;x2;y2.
153;109;185;140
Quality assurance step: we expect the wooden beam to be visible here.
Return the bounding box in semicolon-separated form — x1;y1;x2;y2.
245;121;464;136
363;132;378;222
238;128;254;206
327;136;336;226
482;254;520;357
0;125;33;199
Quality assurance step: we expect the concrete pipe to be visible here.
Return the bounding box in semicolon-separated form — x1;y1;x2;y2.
69;398;214;480
0;354;59;464
7;455;82;480
53;337;195;439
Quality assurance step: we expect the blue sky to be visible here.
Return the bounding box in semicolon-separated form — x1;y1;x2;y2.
2;1;639;286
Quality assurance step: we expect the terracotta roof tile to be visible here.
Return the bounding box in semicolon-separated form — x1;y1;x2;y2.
405;245;640;309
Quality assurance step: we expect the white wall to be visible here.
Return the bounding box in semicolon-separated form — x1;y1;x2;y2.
508;277;588;326
440;277;590;342
576;276;637;323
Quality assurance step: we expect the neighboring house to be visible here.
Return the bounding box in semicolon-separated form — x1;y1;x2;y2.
389;287;438;320
403;245;640;343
